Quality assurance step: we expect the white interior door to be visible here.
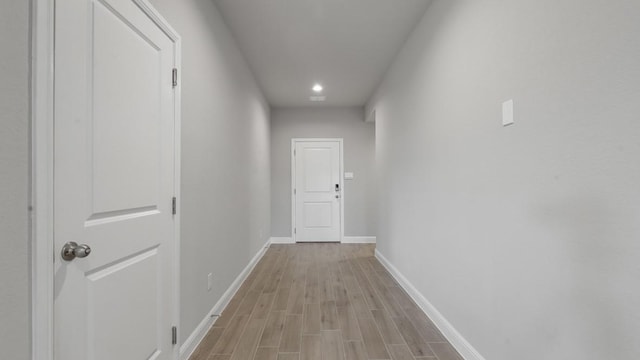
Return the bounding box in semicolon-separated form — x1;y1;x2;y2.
53;1;179;359
293;140;343;242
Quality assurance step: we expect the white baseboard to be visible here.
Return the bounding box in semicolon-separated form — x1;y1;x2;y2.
179;238;271;360
342;236;376;244
269;236;294;244
269;236;376;244
375;249;485;360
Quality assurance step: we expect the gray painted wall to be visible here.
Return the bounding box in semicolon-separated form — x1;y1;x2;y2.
367;0;640;359
0;1;31;359
271;107;375;237
150;0;271;344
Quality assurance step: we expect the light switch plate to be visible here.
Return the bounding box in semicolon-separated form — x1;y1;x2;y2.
344;172;354;180
207;273;213;291
502;99;514;126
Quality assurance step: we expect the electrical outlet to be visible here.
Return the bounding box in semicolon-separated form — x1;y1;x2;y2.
207;273;213;291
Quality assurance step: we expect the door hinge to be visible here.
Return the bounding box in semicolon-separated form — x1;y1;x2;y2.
171;326;177;345
294;228;296;234
172;68;178;88
172;197;177;215
294;188;296;195
293;149;296;156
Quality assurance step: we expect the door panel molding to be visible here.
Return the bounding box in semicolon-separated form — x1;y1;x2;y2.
31;1;181;359
291;138;344;243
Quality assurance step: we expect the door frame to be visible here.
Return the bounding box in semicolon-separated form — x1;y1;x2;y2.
291;138;345;243
30;1;182;359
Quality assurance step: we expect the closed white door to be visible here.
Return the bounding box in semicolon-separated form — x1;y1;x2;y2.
53;1;179;360
293;140;343;242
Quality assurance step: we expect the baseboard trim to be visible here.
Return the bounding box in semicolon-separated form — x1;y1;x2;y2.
179;238;271;360
342;236;376;244
269;236;294;244
375;249;486;360
269;236;376;244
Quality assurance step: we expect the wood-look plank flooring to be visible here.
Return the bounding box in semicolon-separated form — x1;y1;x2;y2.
189;244;463;360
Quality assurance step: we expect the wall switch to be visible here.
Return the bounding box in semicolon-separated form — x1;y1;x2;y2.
344;172;354;180
207;273;213;291
502;99;514;126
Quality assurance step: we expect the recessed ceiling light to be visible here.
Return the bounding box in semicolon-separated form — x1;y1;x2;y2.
312;84;323;93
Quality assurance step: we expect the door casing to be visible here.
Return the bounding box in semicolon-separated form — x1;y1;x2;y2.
291;138;345;243
30;1;182;359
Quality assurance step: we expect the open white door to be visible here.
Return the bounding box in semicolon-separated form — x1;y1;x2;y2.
53;1;180;359
292;139;343;243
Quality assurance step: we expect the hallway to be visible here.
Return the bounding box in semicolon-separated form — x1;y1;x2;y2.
189;244;461;360
5;0;640;359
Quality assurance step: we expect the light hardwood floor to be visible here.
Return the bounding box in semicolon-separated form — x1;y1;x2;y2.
189;244;463;360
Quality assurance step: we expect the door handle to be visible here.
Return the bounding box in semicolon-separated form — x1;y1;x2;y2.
335;184;340;192
61;242;92;261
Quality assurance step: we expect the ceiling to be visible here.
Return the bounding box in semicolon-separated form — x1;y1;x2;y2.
214;0;432;107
